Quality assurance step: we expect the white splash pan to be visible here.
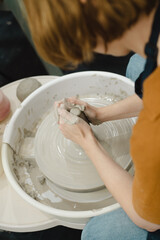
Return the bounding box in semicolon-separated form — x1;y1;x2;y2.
2;71;134;226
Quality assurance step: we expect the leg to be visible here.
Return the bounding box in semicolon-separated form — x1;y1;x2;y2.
81;208;148;240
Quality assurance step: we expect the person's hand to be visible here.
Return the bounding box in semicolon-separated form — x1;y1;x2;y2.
58;108;95;148
55;97;102;125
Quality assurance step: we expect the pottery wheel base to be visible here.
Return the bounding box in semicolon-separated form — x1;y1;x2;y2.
46;179;110;203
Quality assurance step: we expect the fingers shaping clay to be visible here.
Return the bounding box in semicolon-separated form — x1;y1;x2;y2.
54;98;89;124
16;78;42;102
70;107;90;124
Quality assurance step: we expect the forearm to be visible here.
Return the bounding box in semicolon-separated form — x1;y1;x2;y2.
82;137;160;231
97;94;143;122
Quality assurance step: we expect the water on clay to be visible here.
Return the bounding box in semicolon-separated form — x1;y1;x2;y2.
12;94;136;211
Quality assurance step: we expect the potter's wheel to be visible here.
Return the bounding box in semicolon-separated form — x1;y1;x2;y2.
34;96;134;203
35;111;104;192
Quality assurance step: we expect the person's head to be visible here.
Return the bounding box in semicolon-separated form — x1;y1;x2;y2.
23;0;158;69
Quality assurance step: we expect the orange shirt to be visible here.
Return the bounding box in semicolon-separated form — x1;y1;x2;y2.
130;67;160;224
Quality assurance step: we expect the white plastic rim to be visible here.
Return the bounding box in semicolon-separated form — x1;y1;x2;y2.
2;71;134;220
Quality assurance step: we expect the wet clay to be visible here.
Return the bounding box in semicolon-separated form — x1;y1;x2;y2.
55;98;88;124
70;107;90;124
16;78;41;102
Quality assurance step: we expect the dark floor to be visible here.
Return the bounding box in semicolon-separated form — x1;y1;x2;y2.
0;11;48;87
0;227;82;240
0;10;132;240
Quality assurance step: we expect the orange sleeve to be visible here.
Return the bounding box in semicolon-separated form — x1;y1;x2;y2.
130;67;160;224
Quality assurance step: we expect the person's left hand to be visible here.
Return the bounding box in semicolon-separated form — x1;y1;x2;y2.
58;108;95;148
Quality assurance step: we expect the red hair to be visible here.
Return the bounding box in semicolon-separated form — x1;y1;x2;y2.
24;0;158;69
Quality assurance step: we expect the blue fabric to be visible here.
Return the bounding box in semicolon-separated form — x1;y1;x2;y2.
134;2;160;98
81;208;148;240
126;54;146;82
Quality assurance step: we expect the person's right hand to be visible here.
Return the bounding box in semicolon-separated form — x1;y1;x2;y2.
63;97;102;125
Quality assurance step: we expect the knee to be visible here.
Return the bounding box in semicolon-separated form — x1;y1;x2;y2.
81;215;111;240
81;218;96;240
